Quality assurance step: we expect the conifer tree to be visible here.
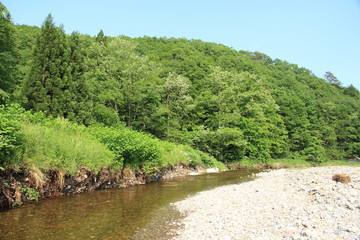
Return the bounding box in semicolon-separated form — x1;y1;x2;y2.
95;29;107;45
0;3;16;103
324;71;340;86
23;14;71;118
67;31;92;124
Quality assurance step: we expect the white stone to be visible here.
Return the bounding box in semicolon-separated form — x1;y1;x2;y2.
171;166;360;240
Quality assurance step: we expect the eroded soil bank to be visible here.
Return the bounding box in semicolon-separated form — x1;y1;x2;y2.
0;164;206;209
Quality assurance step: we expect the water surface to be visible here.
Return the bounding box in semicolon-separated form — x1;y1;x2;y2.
0;169;258;239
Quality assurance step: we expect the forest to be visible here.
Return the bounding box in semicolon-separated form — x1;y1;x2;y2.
1;3;360;176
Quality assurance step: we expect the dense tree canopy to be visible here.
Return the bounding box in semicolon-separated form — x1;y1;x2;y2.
2;11;360;163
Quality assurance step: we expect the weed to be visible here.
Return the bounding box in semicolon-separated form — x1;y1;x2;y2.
21;186;40;201
0;177;9;188
12;201;22;208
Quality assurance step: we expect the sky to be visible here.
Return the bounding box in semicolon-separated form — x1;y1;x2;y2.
3;0;360;90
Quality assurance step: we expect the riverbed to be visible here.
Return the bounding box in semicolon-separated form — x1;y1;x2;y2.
171;166;360;240
0;169;258;240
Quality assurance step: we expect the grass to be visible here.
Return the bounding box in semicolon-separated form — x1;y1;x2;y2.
318;160;360;167
21;120;114;174
226;158;359;170
13;117;228;179
159;142;227;170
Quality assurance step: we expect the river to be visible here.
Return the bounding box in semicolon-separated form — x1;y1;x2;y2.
0;169;259;240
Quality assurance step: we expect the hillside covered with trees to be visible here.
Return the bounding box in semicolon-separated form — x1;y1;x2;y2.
1;3;360;177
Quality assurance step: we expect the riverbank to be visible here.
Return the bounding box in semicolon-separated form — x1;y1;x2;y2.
0;164;211;209
226;158;360;170
170;166;360;240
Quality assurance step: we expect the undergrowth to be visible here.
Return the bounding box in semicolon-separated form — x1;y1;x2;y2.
2;104;356;179
1;104;226;175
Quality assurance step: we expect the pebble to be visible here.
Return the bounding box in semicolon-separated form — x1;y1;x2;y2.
170;166;360;240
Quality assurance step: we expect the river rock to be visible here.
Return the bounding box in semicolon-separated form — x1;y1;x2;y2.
205;168;220;173
170;166;360;240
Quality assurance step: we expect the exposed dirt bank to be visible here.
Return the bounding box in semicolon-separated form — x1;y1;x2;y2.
0;164;207;209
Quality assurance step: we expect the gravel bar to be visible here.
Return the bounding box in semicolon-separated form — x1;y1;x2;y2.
170;166;360;240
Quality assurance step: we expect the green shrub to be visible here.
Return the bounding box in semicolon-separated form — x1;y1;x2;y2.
89;126;163;169
348;142;360;157
0;104;24;166
192;127;247;162
89;126;226;172
197;150;227;170
21;186;40;201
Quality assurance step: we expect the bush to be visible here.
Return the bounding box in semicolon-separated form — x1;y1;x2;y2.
0;104;24;166
192;127;247;162
89;126;163;169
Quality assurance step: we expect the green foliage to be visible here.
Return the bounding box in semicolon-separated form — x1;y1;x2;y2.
0;104;223;176
181;145;227;170
324;71;340;86
21;118;114;174
158;142;188;166
12;201;22;208
7;20;360;167
0;177;9;188
88;126;225;172
0;104;23;166
21;14;90;125
22;14;71;117
21;186;39;201
196;149;227;170
229;158;314;169
161;72;193;139
192;127;247;162
89;126;164;169
85;37;162;129
0;3;17;103
65;31;92;124
159;141;212;167
12;25;40;87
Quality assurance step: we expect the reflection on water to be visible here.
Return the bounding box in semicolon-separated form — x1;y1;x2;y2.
0;169;258;240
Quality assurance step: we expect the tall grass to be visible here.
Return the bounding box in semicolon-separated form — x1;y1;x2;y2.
21;120;114;174
159;142;227;170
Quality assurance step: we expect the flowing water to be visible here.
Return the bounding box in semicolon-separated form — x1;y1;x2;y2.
0;169;259;240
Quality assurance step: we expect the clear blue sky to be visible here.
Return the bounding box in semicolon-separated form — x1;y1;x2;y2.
3;0;360;90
